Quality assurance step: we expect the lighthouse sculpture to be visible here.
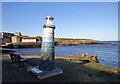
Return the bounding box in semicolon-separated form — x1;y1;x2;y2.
27;16;63;80
39;16;55;71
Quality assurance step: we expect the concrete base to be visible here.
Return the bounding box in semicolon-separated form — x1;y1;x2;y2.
27;66;63;80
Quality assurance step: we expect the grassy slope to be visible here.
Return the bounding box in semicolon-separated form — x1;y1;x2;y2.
21;54;120;82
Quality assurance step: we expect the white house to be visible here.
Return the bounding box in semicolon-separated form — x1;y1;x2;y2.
22;38;37;42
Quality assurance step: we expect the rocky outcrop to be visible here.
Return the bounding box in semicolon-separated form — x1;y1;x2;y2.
55;38;95;46
54;38;118;46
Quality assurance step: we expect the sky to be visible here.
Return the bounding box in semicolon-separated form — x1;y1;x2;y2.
2;2;118;41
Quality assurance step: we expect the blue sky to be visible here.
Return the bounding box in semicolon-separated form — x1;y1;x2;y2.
2;2;118;41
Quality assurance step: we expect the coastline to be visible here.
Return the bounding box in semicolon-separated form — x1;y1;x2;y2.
20;54;119;69
2;41;118;49
2;54;120;82
2;43;118;68
2;53;119;69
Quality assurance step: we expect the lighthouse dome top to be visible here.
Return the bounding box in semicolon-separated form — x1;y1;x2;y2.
46;16;54;20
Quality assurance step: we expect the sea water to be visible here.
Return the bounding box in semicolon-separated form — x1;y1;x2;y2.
12;41;120;68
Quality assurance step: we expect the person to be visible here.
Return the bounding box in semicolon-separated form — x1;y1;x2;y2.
86;53;88;57
82;54;85;57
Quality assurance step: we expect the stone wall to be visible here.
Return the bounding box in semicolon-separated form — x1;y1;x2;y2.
12;42;41;48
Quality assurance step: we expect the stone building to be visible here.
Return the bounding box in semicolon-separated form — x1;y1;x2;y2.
0;32;15;43
11;36;21;43
1;32;42;44
14;32;22;36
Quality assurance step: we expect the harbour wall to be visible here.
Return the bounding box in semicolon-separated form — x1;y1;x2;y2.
2;42;41;49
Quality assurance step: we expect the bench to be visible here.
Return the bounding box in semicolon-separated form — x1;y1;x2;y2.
10;53;29;68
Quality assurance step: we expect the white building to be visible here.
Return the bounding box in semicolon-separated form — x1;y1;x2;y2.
21;38;37;42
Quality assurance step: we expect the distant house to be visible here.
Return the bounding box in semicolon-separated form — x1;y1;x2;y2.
1;32;22;43
0;32;15;43
1;32;42;43
21;38;37;42
0;32;14;38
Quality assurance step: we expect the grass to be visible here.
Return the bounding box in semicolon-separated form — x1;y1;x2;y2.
20;54;120;82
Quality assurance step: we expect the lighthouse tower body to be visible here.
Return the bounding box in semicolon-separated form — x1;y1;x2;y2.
27;16;63;79
39;16;55;70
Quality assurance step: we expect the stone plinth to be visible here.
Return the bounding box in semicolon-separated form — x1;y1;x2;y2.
27;66;63;80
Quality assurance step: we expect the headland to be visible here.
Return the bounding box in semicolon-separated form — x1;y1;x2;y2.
1;32;118;49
